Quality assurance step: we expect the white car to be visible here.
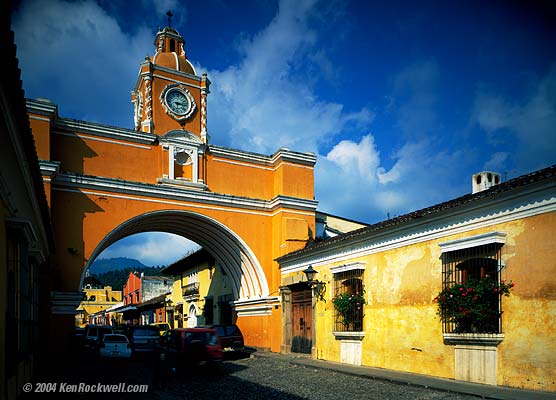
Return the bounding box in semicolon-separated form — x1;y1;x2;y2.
99;334;132;358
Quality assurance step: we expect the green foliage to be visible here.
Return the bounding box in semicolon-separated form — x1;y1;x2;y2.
332;292;366;327
434;277;514;333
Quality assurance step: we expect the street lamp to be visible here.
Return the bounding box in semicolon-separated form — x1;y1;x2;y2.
303;265;326;302
303;265;318;284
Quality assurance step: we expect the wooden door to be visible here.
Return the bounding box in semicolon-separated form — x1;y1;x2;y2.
291;289;312;353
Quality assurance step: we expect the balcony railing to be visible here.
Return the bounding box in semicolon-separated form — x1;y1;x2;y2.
182;282;199;297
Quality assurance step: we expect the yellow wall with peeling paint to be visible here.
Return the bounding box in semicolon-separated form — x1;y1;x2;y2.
298;212;556;391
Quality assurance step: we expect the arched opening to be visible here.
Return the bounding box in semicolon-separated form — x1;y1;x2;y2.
81;210;269;302
187;303;198;327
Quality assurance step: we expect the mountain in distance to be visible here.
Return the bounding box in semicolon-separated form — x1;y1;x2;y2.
89;257;147;274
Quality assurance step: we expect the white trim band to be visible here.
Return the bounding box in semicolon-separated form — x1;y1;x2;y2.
330;262;366;274
234;296;280;317
439;232;507;253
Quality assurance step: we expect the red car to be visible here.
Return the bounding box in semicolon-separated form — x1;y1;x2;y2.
160;328;223;366
207;324;245;353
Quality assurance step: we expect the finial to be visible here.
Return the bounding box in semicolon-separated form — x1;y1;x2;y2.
166;10;173;28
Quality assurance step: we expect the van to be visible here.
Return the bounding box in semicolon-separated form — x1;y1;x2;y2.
84;325;113;350
123;325;160;353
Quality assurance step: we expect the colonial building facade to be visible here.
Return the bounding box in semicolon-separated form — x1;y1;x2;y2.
277;166;556;391
27;23;317;351
75;285;122;327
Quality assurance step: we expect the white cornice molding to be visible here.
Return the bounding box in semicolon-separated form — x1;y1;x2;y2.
210;145;316;168
50;291;84;315
234;296;280;317
330;262;366;274
271;148;317;166
54;118;158;145
280;183;556;274
26;98;58;117
51;173;318;214
157;177;208;191
269;195;319;212
443;333;504;346
439;231;507;253
39;160;61;176
160;129;204;146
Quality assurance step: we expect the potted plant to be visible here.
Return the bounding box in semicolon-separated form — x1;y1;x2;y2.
332;292;366;330
434;277;514;333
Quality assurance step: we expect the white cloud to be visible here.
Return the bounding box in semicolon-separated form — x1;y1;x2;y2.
203;0;373;154
317;136;470;223
13;0;152;127
99;233;200;266
326;135;381;182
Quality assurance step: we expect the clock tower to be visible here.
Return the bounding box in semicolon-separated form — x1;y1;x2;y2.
132;24;210;143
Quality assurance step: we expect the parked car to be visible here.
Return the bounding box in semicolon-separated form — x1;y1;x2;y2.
84;325;113;351
160;328;223;366
123;325;160;353
99;334;132;359
150;322;171;336
207;324;244;353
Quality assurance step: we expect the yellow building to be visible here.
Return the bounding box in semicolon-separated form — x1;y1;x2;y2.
162;249;234;328
75;285;123;327
278;167;556;392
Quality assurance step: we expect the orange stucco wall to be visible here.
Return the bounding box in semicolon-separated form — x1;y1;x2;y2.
30;101;315;351
28;27;316;352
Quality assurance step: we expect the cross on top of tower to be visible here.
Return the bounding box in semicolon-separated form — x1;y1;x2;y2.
166;10;173;28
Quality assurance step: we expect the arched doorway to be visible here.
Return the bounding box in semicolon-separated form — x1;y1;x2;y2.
187;304;198;327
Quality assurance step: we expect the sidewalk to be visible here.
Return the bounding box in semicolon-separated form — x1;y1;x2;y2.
253;351;556;400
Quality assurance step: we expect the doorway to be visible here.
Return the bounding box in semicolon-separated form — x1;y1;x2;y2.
291;287;312;354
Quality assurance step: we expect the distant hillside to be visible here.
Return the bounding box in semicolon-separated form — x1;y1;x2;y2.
89;257;147;274
91;265;169;291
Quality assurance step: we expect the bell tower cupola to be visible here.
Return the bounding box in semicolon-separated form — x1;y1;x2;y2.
131;11;210;142
151;26;196;75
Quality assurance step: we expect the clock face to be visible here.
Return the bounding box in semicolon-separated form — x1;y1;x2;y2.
160;84;196;122
165;89;190;116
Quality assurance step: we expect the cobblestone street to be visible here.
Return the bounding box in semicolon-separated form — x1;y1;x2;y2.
152;351;479;400
28;350;479;400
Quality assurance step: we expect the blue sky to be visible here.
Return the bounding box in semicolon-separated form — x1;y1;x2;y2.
11;0;556;266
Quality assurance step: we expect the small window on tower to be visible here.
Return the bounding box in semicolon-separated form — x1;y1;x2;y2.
170;40;176;52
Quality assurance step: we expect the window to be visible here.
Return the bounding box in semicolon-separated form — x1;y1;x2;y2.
439;232;506;334
332;264;366;332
